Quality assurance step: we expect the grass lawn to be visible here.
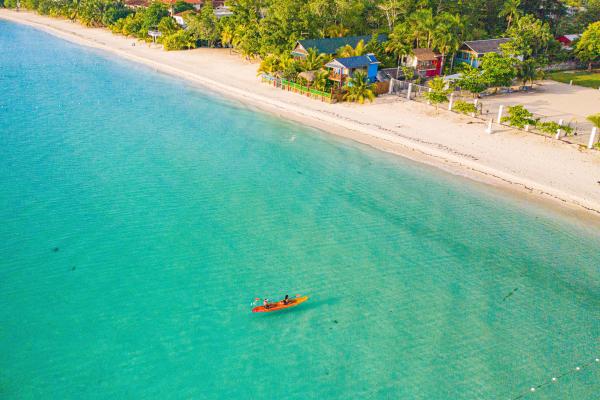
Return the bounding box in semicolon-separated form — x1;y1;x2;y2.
548;70;600;89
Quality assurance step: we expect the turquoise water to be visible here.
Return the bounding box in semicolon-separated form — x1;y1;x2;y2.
1;20;599;399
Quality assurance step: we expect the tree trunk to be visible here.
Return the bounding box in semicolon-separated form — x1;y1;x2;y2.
589;62;593;72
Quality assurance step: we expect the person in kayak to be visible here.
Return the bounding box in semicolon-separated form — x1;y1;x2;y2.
283;295;289;305
263;298;270;309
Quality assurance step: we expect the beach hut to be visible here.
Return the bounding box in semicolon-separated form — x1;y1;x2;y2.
325;54;380;85
291;35;387;59
403;48;443;77
454;38;511;68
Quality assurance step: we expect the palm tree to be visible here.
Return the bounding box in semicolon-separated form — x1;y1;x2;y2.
386;24;412;79
302;48;328;71
337;40;367;58
424;76;453;108
220;25;233;52
516;59;537;87
499;0;521;29
343;71;375;104
257;54;279;75
433;13;463;73
313;69;330;92
588;114;600;129
408;8;434;48
323;24;350;38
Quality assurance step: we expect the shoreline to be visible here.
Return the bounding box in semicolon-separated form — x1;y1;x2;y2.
2;10;600;222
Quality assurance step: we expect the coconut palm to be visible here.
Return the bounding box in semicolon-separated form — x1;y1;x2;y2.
323;24;350;38
588;113;600;129
220;25;233;50
313;69;330;92
257;54;279;75
424;76;453;108
343;71;375;104
302;48;328;71
337;40;367;58
516;59;537;86
499;0;522;29
433;13;463;73
386;24;413;78
408;8;435;48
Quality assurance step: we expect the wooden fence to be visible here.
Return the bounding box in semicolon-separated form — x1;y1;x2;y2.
261;74;334;103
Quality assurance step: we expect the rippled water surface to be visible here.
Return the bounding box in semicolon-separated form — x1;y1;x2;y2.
1;21;599;399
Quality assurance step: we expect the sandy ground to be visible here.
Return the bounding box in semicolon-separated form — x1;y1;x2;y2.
2;9;600;220
478;80;600;145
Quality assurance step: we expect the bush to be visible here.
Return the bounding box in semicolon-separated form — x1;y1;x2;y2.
536;121;574;136
162;30;196;51
452;100;477;115
501;105;537;128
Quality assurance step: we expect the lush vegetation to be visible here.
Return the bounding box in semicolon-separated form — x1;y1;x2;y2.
452;100;478;115
343;71;375;103
501;105;537;128
3;0;598;101
424;76;452;107
548;70;600;88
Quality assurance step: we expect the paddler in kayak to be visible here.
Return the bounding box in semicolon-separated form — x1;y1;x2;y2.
263;298;271;309
283;294;289;305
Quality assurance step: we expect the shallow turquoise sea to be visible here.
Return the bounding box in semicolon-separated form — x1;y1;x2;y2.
1;20;599;399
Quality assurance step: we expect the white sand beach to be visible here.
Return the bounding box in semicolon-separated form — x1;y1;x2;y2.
2;9;600;218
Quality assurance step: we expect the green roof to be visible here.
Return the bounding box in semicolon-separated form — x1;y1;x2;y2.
295;34;388;55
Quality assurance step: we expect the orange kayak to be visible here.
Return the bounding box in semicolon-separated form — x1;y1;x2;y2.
252;296;309;313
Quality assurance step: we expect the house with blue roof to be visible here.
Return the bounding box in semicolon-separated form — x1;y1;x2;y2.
291;35;388;59
324;53;380;85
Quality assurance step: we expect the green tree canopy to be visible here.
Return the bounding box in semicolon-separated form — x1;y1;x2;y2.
576;21;600;71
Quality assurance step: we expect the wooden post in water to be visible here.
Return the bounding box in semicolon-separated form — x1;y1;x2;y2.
588;127;598;149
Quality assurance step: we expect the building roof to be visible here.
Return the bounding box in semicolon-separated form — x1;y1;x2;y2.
325;54;379;69
462;38;511;54
559;34;581;42
295;34;388;55
411;48;440;61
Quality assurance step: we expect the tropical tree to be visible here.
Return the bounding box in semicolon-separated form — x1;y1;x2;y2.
377;0;402;31
433;13;463;74
502;14;553;65
337;39;367;58
576;21;600;71
456;65;487;97
343;71;375;104
588;113;600;129
407;8;435;48
516;59;538;86
480;52;517;88
220;24;234;51
157;16;180;37
162;29;196;51
323;24;350;38
301;48;328;71
312;69;330;91
386;24;412;78
257;54;280;75
424;76;453;108
499;0;522;29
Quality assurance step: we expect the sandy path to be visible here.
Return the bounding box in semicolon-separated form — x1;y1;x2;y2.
2;10;600;219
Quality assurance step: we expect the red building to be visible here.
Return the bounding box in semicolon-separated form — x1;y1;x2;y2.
403;48;443;78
